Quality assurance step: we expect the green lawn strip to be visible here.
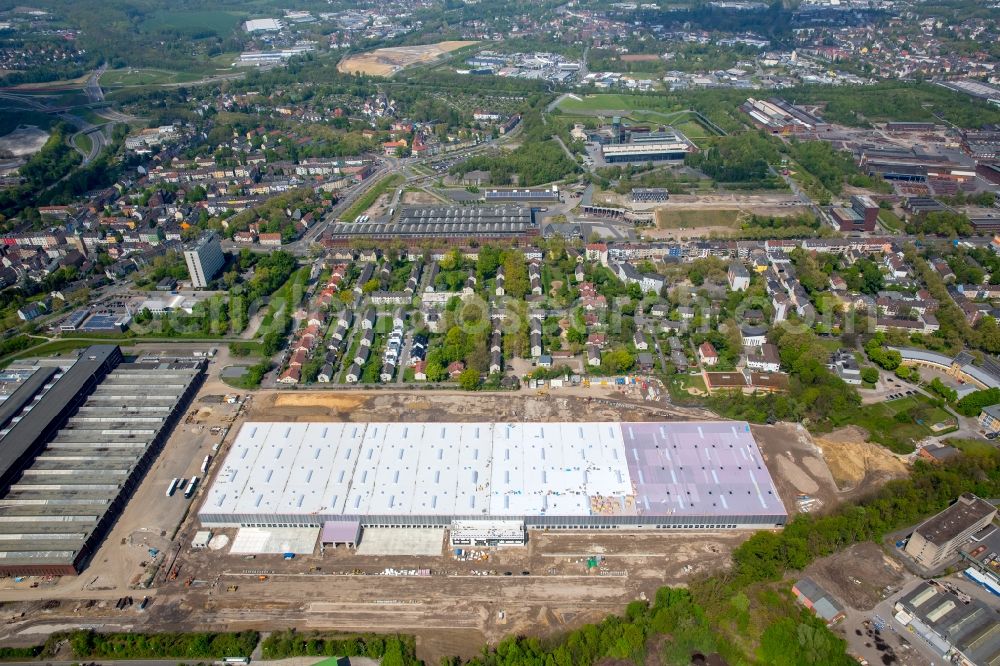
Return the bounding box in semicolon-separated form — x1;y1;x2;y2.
841;394;954;453
944;437;997;455
342;174;404;222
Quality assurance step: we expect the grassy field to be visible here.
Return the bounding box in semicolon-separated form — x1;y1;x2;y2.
140;10;244;37
342;174;404;222
672;116;718;139
228;340;265;357
656;208;741;229
102;68;203;87
0;339;134;368
668;372;705;395
943;437;996;456
878;209;903;232
557;93;676;114
73;131;93;155
846;394;956;454
76;108;108;125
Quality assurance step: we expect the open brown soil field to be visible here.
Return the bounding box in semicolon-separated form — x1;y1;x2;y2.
804;542;909;610
813;426;908;492
338;41;477;76
749;423;843;517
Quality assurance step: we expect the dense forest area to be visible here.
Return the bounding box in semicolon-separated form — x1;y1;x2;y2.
4;0;250;78
684;132;783;187
0;123;81;220
449;105;579;186
786;81;1000;128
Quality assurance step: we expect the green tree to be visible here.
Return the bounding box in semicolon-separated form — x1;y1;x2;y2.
602;348;635;374
458;368;481;390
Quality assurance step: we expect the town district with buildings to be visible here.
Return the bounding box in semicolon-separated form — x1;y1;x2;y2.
1;0;1000;664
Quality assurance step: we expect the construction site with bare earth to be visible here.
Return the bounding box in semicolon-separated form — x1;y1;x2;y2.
0;345;914;664
337;42;477;77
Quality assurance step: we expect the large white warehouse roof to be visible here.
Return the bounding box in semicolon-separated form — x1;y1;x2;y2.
198;421;786;527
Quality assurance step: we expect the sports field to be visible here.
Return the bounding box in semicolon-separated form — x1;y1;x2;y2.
556;93;683;116
140;10;244;36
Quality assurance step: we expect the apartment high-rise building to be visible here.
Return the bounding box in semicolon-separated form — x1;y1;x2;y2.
184;232;225;289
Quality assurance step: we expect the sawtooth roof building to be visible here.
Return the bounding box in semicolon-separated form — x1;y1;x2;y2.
198;421;787;531
0;346;204;575
323;206;539;247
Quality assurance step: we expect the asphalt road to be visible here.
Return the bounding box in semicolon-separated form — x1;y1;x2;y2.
229;122;526;258
85;64;107;103
0;68;109;165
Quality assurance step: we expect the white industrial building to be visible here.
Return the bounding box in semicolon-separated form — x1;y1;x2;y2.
198;421;787;541
244;18;284;33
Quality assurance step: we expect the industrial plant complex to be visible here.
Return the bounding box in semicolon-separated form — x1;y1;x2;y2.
0;346;204;576
322;205;540;246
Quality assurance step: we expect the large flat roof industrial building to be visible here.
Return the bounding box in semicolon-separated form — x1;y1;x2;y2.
323;206;539;248
198;421;787;532
0;346;204;576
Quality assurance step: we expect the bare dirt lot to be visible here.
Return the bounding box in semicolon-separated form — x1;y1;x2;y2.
643;193;809;240
146;526;748;664
256;389;715;423
401;189;446;205
813;426;908;492
749;423;843;517
804;542;910;611
338;41;478;76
